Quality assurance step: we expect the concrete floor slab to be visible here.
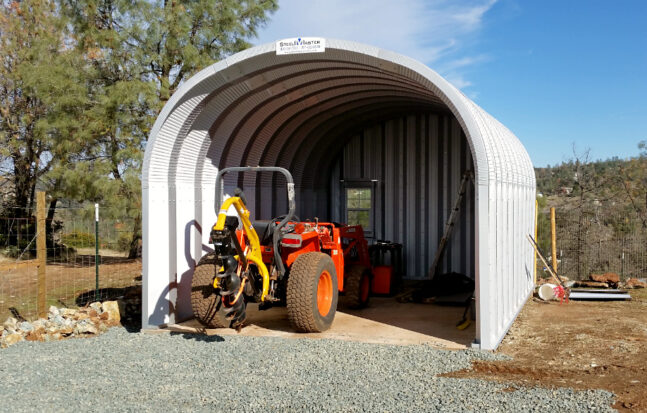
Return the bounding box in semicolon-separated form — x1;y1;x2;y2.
156;298;474;349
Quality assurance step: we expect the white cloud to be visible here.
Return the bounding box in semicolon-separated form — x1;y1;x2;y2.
254;0;497;91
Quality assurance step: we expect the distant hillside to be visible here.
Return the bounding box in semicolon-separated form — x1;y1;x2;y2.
532;151;647;280
534;153;646;220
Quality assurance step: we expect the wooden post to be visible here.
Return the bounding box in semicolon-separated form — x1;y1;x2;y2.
534;199;538;284
550;207;558;274
36;191;47;318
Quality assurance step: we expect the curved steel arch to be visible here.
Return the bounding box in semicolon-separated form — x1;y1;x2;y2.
142;39;536;350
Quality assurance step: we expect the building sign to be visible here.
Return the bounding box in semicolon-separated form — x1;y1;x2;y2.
276;37;326;55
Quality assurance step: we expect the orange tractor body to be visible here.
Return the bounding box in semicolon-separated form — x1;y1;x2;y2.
191;166;374;333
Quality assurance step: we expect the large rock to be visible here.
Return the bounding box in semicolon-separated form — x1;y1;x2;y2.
74;320;98;335
590;273;620;284
50;314;66;327
48;306;60;318
61;308;78;318
43;332;62;342
74;312;90;321
102;301;121;323
18;321;34;333
1;333;24;348
625;278;646;289
25;328;45;342
31;320;46;330
575;280;609;288
3;317;18;330
58;327;74;336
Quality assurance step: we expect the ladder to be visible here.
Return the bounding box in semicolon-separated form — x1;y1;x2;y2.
428;170;473;279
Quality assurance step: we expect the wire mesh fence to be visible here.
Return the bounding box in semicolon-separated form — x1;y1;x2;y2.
537;207;647;281
0;200;142;321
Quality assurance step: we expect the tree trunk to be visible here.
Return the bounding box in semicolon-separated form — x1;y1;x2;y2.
128;213;142;259
45;198;58;248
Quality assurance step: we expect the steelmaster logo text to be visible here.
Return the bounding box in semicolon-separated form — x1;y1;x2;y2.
279;38;322;47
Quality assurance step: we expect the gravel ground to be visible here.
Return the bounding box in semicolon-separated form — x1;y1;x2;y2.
0;328;614;412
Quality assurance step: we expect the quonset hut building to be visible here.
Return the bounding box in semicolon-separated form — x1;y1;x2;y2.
142;39;536;350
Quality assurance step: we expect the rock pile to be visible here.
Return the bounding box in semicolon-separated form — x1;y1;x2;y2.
0;301;121;349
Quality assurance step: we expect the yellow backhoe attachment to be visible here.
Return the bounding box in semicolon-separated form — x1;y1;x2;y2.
213;196;270;301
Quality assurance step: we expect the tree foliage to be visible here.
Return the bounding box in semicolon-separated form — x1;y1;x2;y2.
0;0;91;213
0;0;277;256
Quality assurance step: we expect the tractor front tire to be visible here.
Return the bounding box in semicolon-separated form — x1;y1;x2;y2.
342;265;372;309
191;255;228;328
287;252;338;333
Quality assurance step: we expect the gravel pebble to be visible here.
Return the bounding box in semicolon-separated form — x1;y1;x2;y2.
0;328;615;412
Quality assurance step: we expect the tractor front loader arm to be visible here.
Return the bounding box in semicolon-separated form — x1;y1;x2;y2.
215;166;296;278
213;194;270;301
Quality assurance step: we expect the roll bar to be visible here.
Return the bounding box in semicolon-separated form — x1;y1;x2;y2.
214;166;296;276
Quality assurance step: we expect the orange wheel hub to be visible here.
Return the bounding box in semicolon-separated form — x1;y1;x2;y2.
317;270;333;316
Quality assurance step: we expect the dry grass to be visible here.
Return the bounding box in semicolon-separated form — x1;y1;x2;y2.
0;253;141;321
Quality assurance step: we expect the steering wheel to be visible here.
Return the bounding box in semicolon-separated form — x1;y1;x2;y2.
272;214;300;223
271;214;300;234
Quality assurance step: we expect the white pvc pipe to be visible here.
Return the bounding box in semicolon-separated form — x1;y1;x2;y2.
538;283;557;301
569;292;631;301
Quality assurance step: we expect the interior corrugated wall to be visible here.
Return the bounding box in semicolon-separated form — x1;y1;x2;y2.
330;112;475;279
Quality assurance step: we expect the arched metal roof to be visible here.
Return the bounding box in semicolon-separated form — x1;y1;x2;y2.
142;39;536;350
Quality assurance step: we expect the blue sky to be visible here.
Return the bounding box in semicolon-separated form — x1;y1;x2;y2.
254;0;647;167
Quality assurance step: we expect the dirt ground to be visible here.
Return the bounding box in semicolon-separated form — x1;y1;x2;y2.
447;288;647;412
0;255;141;320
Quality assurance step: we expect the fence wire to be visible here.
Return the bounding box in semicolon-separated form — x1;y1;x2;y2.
0;204;142;321
537;208;647;281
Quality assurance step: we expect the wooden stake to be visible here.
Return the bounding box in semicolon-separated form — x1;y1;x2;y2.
527;234;565;288
550;207;557;274
36;191;47;318
534;199;538;284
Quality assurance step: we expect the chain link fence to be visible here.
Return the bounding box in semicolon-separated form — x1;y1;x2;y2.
0;201;142;321
538;207;647;281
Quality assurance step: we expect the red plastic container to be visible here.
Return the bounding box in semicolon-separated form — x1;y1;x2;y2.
372;265;393;295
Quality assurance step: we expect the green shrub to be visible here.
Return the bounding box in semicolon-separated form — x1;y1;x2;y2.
61;231;95;248
116;232;132;252
3;245;21;258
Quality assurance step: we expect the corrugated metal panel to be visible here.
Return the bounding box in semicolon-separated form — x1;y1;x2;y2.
141;38;536;351
333;114;474;279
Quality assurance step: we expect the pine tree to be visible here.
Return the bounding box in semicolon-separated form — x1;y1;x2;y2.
0;0;90;217
60;0;278;257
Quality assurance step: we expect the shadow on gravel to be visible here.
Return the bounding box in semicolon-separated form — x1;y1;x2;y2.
170;332;225;343
75;285;142;333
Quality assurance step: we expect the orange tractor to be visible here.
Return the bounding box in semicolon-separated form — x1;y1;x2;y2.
191;166;373;332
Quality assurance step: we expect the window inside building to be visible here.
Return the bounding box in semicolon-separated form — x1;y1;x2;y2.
346;187;372;235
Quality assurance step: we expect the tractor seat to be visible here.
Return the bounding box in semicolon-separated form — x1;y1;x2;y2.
252;220;275;245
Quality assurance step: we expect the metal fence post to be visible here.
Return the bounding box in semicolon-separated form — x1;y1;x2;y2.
94;203;99;302
36;191;46;318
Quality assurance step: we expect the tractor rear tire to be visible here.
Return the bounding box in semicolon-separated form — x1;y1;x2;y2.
191;255;228;328
287;252;338;333
342;265;372;309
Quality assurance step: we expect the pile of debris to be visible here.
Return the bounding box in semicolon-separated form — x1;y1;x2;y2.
0;302;121;349
570;273;646;290
536;272;645;302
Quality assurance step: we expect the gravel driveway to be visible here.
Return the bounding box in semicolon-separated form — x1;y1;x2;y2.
0;328;614;412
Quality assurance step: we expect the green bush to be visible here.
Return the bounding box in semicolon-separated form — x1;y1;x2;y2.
3;245;21;258
116;232;132;252
61;231;95;248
